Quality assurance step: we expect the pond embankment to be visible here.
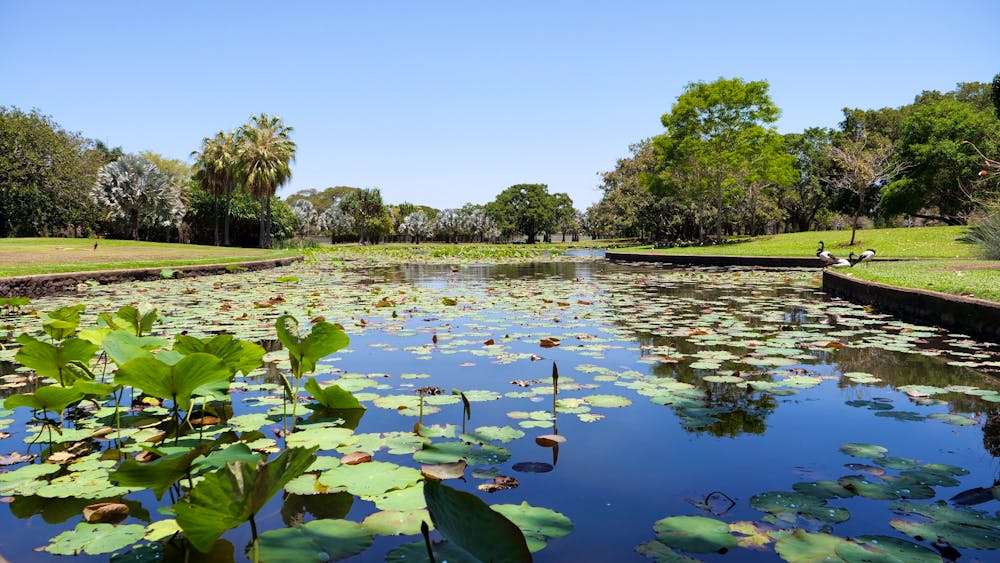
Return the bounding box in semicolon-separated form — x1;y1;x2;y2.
606;250;1000;343
0;256;303;298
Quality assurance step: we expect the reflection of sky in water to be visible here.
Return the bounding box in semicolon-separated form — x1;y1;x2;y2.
3;258;1000;562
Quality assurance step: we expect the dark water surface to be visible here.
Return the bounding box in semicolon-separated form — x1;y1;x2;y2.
1;256;999;562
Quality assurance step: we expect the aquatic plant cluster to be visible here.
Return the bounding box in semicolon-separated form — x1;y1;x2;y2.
0;256;999;561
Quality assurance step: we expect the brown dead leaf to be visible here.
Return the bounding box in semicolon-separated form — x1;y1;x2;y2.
421;460;467;481
478;475;519;493
83;503;129;524
341;452;372;465
0;452;34;466
535;434;566;447
540;337;561;348
135;451;160;463
824;341;845;349
483;338;495;346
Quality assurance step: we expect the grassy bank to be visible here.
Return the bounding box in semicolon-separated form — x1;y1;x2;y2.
314;241;610;263
843;260;1000;302
0;238;297;277
621;226;977;259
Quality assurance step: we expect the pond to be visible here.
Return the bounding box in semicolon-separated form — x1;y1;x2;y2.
2;254;1000;562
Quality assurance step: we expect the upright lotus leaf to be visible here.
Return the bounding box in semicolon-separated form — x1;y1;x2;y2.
40;304;86;340
15;334;98;386
115;305;158;337
423;478;531;562
276;315;349;376
173;334;265;377
5;379;111;415
257;519;373;562
101;330;170;367
173;446;318;553
110;442;214;500
651;515;737;553
304;377;365;411
114;353;230;412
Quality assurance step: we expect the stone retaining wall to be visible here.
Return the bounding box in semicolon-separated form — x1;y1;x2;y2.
604;251;825;268
0;256;303;298
822;270;1000;343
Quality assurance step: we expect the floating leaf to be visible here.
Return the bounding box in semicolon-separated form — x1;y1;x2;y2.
493;501;573;553
422;460;467;480
44;522;145;555
362;509;432;536
319;461;422;496
651;515;736;553
83;502;130;524
257;519;373;562
839;443;888;460
774;530;847;563
834;535;943;563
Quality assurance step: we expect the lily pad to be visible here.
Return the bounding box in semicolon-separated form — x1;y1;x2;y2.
257;518;373;561
492;501;573;553
834;535;943;563
361;509;432;536
651;515;736;553
318;461;422;496
839;443;888;460
44;522;145;555
774;530;847;563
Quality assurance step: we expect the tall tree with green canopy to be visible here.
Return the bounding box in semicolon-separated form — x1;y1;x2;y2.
0;107;99;237
236;114;296;249
649;77;785;241
991;73;1000;119
552;192;577;241
776;128;836;232
191;131;239;246
486;183;557;243
339;187;385;244
882;94;1000;224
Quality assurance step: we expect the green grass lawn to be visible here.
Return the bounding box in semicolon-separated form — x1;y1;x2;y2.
619;226;978;259
843;260;1000;302
0;238;297;277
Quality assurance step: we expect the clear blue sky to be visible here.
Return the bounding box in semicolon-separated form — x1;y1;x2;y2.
3;1;998;210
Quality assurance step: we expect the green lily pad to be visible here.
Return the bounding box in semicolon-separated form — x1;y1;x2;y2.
651;515;737;553
635;540;702;562
792;481;855;500
928;413;978;426
318;461;422;496
774;530;848;563
835;535;943;563
840;443;888;460
492;501;573;553
582;394;632;408
44;522;146;555
749;491;850;523
361;509;432;536
257;518;373;562
385;539;477;562
463;425;525;444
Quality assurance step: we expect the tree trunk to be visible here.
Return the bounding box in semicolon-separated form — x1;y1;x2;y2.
850;193;865;246
213;193;220;246
715;180;723;241
131;208;140;240
259;197;273;249
223;189;233;246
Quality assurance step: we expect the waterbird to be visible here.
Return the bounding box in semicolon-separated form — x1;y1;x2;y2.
852;249;876;266
830;256;853;268
816;241;837;265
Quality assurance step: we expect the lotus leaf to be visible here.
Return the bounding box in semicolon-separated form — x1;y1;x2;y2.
837;475;934;501
492;501;573;553
749;491;849;523
834;535;942;563
304;377;365;410
650;515;736;554
43;522;145;555
582;394;632;408
364;483;427;511
14;334;98;386
283;425;356;450
413;441;511;466
635;539;702;562
385;539;478;562
927;413;978;426
774;530;847;563
839;443;888;460
423;478;531;562
362;509;432;536
275;315;349;375
40;304;86;340
173;446;318;552
792;481;855;500
257;518;373;562
110;442;213;499
173;334;264;376
318;460;422;496
890;518;1000;549
114;353;230;413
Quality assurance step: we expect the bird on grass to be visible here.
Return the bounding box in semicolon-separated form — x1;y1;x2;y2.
92;241;98;251
830;256;853;268
852;249;875;266
816;241;837;265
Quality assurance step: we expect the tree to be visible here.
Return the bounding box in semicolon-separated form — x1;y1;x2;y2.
91;154;185;240
825;131;907;245
992;73;1000;120
433;209;462;243
0;107;99;237
339;187;384;244
319;206;352;242
192;131;239;245
486;184;557;243
776;128;836;232
400;211;433;243
286;186;359;214
289;199;320;235
882;93;1000;224
552;193;577;242
236;114;296;249
650;78;786;241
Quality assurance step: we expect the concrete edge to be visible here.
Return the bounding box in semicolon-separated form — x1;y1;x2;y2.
0;256;304;298
822;270;1000;343
605;251;826;268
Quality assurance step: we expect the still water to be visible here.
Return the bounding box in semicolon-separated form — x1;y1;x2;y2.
1;256;999;562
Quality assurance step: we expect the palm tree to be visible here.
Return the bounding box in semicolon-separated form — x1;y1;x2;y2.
236;114;296;249
192;131;239;246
